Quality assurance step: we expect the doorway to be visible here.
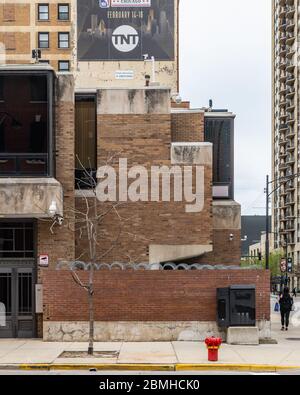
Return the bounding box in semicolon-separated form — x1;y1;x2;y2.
0;222;35;338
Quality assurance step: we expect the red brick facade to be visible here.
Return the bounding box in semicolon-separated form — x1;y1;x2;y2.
171;111;205;143
42;269;270;322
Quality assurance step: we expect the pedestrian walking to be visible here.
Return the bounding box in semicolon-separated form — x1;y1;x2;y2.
292;288;297;298
279;287;294;331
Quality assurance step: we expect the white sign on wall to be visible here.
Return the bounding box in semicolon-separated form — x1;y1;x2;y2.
115;70;134;80
39;254;49;267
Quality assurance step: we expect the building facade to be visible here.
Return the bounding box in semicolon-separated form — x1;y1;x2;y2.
0;1;73;72
0;1;179;90
272;0;300;289
0;1;271;341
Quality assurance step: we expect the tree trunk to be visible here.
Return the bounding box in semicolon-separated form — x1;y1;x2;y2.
88;263;94;355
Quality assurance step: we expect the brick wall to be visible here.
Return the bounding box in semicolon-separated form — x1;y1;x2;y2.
0;32;30;53
199;229;242;265
0;4;30;26
42;269;270;322
74;110;213;264
171;111;204;142
38;75;75;271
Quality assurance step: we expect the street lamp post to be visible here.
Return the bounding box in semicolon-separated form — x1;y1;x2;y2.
266;175;270;270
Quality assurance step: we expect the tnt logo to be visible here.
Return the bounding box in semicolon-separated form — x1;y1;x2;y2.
112;25;139;53
99;0;110;8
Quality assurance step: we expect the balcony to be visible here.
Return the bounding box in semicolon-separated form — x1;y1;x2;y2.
279;123;288;131
286;76;295;86
279;113;287;121
279;138;287;146
279;86;287;95
279;19;287;31
286;33;295;45
287;116;295;125
279;151;287;158
286;143;295;151
279;34;286;44
286;21;295;32
0;64;64;219
279;98;287;107
279;162;288;170
279;60;286;70
279;72;286;82
279;7;286;18
279;45;287;57
286;101;295;112
286;155;295;164
286;5;295;18
286;47;295;58
286;86;295;98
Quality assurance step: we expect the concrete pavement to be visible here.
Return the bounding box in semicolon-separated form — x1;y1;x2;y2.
0;297;299;371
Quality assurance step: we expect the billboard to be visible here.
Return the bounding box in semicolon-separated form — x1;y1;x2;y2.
77;0;175;61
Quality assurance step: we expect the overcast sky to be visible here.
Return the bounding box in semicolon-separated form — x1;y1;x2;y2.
179;0;272;215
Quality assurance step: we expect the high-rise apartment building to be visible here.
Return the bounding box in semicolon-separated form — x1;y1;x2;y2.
272;0;299;288
0;1;73;71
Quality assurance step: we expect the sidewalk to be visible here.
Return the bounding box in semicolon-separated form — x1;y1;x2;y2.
0;298;299;372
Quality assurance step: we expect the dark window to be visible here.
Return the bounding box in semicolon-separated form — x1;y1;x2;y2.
18;272;32;315
30;76;47;102
0;273;12;315
58;32;69;49
0;223;34;258
205;117;234;199
58;60;70;72
0;74;50;176
38;4;49;20
38;32;49;48
0;77;3;101
58;4;69;20
75;95;97;189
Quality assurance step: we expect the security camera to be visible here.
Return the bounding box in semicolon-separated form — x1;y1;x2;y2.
171;93;182;104
48;201;57;217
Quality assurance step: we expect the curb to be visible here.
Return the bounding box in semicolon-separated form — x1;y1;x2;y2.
0;363;299;372
176;364;300;372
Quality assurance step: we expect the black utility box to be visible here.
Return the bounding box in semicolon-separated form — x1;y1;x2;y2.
217;285;256;328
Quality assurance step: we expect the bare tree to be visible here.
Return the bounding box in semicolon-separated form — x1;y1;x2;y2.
47;155;127;355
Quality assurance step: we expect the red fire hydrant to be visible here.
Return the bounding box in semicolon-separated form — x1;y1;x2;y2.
205;337;222;362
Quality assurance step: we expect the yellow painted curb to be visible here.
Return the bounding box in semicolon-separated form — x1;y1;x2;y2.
176;364;300;372
11;363;300;372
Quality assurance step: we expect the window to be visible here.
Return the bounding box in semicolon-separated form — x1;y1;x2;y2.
58;60;70;72
58;32;69;49
58;4;70;20
75;95;97;189
3;4;15;22
38;4;49;20
4;33;16;50
38;32;49;48
0;223;34;258
0;74;51;176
